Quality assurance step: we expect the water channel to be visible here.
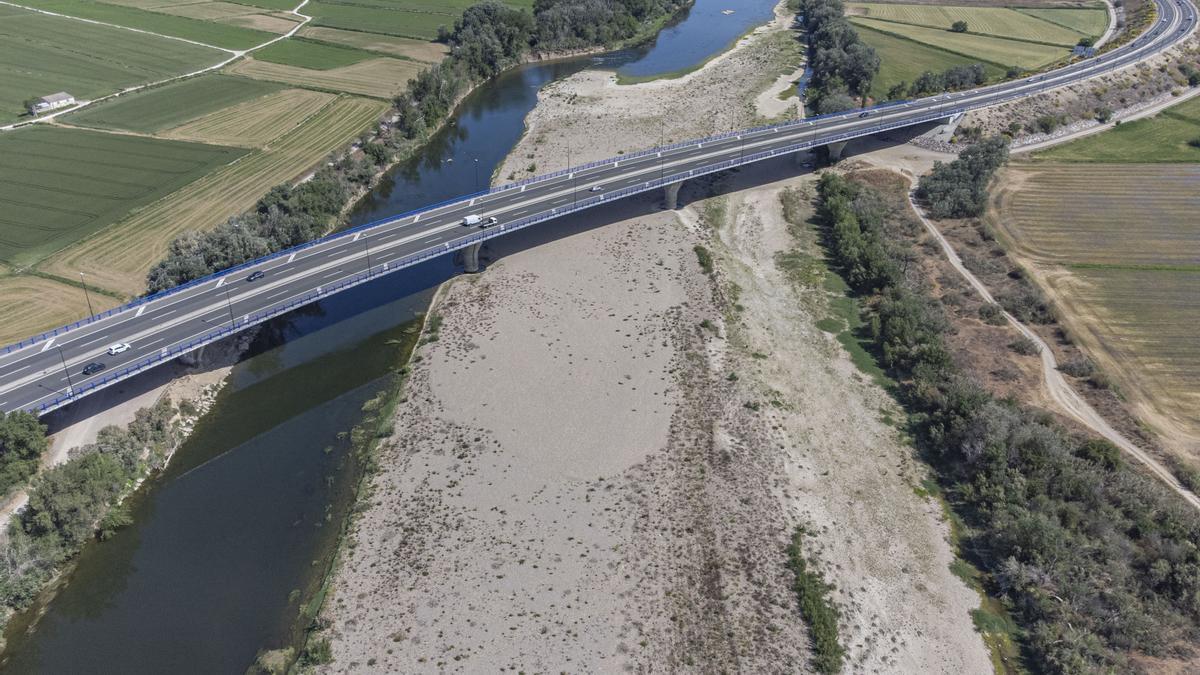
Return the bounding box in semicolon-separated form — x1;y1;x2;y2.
0;1;780;670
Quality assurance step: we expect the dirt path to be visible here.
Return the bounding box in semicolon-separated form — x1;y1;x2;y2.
0;0;314;132
905;181;1200;512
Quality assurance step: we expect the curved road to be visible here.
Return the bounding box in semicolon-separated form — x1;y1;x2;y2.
0;0;1194;415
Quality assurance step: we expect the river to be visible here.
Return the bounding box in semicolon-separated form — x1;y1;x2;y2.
0;1;779;671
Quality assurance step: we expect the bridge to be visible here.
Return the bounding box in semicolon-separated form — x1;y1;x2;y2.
0;0;1194;416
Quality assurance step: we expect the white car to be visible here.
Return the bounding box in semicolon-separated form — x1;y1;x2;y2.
107;342;131;355
589;185;604;192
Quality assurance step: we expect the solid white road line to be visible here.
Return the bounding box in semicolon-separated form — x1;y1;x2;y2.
40;339;55;353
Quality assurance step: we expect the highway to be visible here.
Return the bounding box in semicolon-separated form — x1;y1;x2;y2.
0;0;1194;415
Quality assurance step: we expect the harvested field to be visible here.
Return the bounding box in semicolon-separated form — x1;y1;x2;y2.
305;1;453;39
251;37;375;69
0;125;247;267
0;7;225;122
226;55;421;97
162;88;335;146
1018;6;1111;34
1032;96;1200;162
17;0;274;50
66;74;284;133
151;0;263;20
298;26;447;62
847;2;1102;45
0;275;120;345
41;95;387;296
991;163;1200;454
214;0;297;9
850;16;1070;67
215;11;298;32
856;23;1006;99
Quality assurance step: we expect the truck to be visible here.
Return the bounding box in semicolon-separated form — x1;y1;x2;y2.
462;215;498;227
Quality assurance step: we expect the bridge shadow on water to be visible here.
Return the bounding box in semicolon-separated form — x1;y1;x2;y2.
41;121;945;434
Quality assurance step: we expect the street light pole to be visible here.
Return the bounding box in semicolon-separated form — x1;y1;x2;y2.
364;240;372;277
473;158;479;191
79;271;94;317
659;119;665;182
57;345;74;394
224;287;235;327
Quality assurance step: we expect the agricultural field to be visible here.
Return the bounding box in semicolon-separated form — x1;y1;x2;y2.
298;26;448;62
0;275;120;346
16;0;275;50
251;37;376;69
66;75;284;134
226;56;422;98
43;95;388;296
850;16;1071;68
990;163;1200;452
1017;7;1110;34
1032;95;1200;162
302;0;536;39
0;126;247;268
162;88;336;146
856;24;1006;99
0;6;225;123
846;2;1104;45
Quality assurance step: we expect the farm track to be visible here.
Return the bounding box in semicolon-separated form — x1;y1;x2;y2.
907;181;1200;512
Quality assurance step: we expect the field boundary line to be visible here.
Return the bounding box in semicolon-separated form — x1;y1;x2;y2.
904;179;1200;513
851;22;1015;70
848;14;1083;48
0;0;315;132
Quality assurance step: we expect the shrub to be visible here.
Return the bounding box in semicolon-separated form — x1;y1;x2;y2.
915;137;1009;219
978;303;1005;325
787;528;844;674
1075;439;1122;470
951;20;968;32
1058;356;1096;378
1095;106;1114;122
693;245;714;275
1008;336;1039;356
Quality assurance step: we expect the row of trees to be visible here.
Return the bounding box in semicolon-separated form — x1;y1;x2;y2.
815;168;1200;672
0;400;177;614
887;63;989;99
149;0;685;292
915;136;1008;218
795;0;880;113
0;412;49;497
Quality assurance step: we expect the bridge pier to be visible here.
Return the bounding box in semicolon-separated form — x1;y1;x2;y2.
664;181;683;210
826;141;848;162
463;241;483;274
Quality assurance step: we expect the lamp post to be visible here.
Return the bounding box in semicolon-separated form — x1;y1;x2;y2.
659;118;665;182
364;239;373;277
224;287;235;327
79;271;94;317
473;158;479;191
57;345;74;394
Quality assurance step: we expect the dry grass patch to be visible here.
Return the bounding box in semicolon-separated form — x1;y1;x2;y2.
0;275;119;345
226;56;421;98
162;88;335;147
299;26;447;62
217;12;300;33
152;0;263;20
42;96;386;297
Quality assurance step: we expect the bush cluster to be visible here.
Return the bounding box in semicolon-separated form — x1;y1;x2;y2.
915;137;1009;219
817;171;1200;672
795;0;880;110
0;412;49;497
786;527;844;674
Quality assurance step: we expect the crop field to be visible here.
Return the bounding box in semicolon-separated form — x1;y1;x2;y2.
43;95;388;296
227;56;422;97
847;3;1103;45
0;7;225;123
0;126;247;267
17;0;274;50
1033;96;1200;162
252;37;376;69
298;27;448;62
850;16;1069;67
991;164;1200;443
66;75;284;133
856;24;1006;98
1017;7;1110;34
152;0;268;20
215;0;307;8
0;275;120;345
305;1;457;39
218;11;300;33
163;88;336;146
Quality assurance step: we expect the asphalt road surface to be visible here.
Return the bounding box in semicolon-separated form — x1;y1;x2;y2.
1;0;1194;415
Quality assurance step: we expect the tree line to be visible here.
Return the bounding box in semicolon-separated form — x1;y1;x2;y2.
794;0;880;113
814;164;1200;672
148;0;685;292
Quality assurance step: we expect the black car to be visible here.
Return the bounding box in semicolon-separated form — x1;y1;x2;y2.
858;111;871;118
246;270;265;282
81;362;106;376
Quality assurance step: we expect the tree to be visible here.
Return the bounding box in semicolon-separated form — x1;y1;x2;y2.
951;20;968;32
0;412;48;494
816;91;857;114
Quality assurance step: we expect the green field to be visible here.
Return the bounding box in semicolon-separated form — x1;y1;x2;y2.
851;16;1069;68
66;75;284;133
252;37;376;69
856;24;1006;99
1017;7;1110;35
1033;96;1200;162
0;7;225;122
0;126;247;266
17;0;275;49
306;2;455;39
848;2;1103;46
222;0;299;9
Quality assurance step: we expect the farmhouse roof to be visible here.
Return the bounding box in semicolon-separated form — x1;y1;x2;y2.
39;92;74;104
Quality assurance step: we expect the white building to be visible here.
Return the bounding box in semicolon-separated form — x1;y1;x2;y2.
28;92;75;115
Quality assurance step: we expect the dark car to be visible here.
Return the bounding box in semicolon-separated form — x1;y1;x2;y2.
858;111;870;118
81;362;106;376
246;270;265;282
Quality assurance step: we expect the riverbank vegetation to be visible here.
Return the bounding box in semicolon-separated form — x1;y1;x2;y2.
814;163;1200;671
786;527;845;674
0;413;49;499
0;400;178;627
794;0;881;112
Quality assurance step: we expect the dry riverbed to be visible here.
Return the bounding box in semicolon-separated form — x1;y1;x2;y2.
318;4;989;671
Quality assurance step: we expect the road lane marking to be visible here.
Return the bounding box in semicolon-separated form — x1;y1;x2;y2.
352;232;361;242
136;306;146;318
40;338;55;353
287;253;297;263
